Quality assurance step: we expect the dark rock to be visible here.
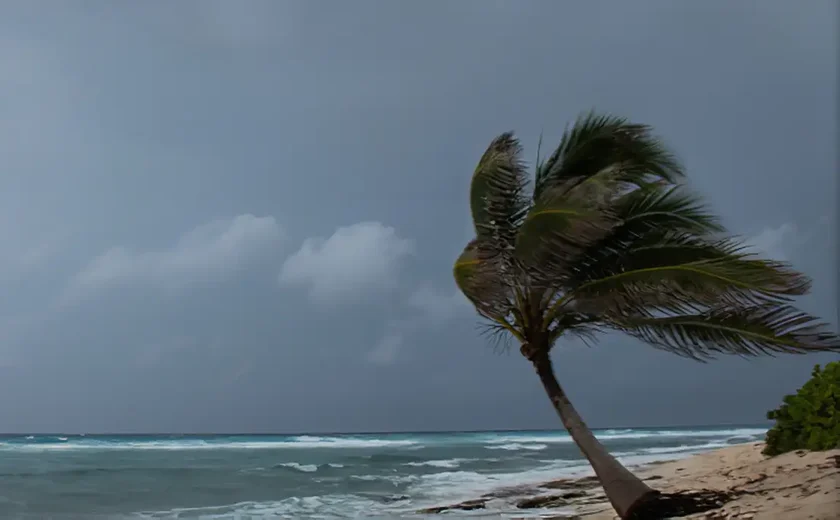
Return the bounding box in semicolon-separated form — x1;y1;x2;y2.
516;494;569;509
482;484;539;499
541;475;600;491
417;499;487;514
381;494;410;503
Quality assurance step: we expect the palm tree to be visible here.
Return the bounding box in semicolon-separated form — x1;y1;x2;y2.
453;112;840;519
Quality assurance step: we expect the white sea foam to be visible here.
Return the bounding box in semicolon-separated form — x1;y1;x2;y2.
131;495;391;519
350;473;419;485
484;427;766;446
404;461;589;508
286;435;418;449
0;435;419;452
276;462;318;472
486;443;548;451
405;458;467;469
633;441;733;455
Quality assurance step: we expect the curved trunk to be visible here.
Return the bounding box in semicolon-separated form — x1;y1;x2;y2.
531;351;658;519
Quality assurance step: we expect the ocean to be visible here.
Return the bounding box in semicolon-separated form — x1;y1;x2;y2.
0;426;766;519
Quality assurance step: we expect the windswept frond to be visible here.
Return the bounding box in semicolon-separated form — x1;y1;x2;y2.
610;305;840;361
534;111;683;200
565;241;810;316
553;185;724;290
514;187;614;284
615;184;724;235
478;321;515;354
470;133;530;261
453;239;523;341
548;311;605;345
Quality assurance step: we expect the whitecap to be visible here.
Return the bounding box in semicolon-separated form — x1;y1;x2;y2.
486;443;548;451
0;435;419;452
404;458;465;469
484;427;767;446
276;462;318;473
132;495;390;519
286;435;419;449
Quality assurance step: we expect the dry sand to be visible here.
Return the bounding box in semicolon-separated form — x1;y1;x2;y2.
421;442;840;519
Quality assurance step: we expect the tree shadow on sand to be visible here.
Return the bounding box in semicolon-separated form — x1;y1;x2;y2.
627;489;742;519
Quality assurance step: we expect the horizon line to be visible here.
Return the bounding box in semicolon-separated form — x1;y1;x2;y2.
0;421;771;437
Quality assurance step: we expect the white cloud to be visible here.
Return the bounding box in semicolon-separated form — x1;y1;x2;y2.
367;330;404;366
407;285;472;324
279;221;414;304
71;214;282;294
747;222;798;261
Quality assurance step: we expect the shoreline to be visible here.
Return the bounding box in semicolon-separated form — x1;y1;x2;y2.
419;442;840;519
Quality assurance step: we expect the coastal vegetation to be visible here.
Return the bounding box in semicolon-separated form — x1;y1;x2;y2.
764;361;840;456
453;111;840;519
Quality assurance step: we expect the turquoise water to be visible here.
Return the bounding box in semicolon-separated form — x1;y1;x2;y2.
0;426;767;519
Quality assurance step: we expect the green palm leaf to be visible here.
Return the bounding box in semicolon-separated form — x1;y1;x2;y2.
470;133;530;261
560;243;812;323
453;239;516;324
534;111;683;200
514;187;614;283
614;184;724;234
610;305;840;360
548;185;724;289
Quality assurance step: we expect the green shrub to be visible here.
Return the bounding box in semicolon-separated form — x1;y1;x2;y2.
763;361;840;456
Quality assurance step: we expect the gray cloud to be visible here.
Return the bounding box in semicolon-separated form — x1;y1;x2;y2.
279;222;414;305
747;223;798;261
68;214;282;299
367;330;404;366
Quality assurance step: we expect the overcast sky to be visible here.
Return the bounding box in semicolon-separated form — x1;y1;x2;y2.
0;1;837;434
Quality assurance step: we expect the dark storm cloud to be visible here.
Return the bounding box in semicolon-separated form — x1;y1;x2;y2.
0;0;836;433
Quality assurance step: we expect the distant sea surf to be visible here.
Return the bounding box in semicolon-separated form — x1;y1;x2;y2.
0;426;766;519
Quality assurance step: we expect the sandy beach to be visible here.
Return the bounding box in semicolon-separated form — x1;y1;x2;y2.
421;442;840;519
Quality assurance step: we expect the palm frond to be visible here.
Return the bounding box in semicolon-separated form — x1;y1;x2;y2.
576;257;809;321
478;321;515;354
616;184;724;234
534;111;683;200
514;186;615;285
470;133;531;261
559;185;725;288
453;239;524;341
548;311;606;345
610;304;840;360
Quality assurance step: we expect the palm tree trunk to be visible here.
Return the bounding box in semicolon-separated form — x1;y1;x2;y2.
531;351;659;519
